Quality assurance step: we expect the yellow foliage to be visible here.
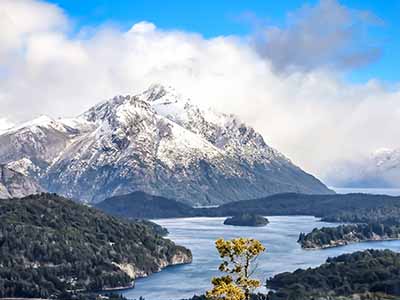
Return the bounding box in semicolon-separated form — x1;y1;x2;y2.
207;238;266;300
206;276;245;300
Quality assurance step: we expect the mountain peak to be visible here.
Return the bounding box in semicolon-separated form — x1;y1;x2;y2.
139;84;189;107
83;94;153;125
0;85;332;204
83;84;189;125
141;84;175;101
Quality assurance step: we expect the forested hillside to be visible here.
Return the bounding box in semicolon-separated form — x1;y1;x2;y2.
267;249;400;299
0;193;191;299
211;193;400;219
95;191;195;219
298;223;400;249
97;192;400;221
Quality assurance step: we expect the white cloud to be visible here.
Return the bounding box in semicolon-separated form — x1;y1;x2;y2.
252;0;382;72
0;0;399;185
0;118;14;133
0;0;67;60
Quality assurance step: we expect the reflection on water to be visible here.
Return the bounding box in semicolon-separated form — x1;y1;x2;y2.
121;216;400;300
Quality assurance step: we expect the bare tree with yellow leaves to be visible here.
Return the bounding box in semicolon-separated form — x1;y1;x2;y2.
206;238;266;300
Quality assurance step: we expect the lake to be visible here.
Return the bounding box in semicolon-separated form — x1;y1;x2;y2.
121;216;400;300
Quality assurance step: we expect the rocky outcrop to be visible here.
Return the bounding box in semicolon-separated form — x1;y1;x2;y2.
113;248;192;281
0;165;43;199
169;249;193;265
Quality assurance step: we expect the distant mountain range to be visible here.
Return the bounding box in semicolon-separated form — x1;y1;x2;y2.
96;190;400;221
0;84;332;205
328;148;400;189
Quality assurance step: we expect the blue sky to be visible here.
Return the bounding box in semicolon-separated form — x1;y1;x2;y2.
47;0;400;83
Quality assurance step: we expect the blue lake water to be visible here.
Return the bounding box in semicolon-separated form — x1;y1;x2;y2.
121;216;400;300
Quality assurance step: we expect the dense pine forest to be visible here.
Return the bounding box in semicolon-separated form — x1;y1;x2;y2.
266;249;400;299
223;213;269;227
211;193;400;220
95;191;195;219
97;192;400;221
0;193;191;299
298;223;400;249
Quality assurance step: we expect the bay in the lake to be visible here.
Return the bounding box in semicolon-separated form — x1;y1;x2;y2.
120;216;400;300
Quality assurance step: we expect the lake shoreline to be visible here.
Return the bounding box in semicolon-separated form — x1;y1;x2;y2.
301;236;400;250
118;216;400;300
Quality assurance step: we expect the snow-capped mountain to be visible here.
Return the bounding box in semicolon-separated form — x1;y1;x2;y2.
0;84;332;205
0;165;43;199
327;148;400;188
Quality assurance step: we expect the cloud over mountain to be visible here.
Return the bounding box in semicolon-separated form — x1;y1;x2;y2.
0;0;399;183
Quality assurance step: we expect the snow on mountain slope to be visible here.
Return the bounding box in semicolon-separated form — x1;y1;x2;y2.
0;115;90;178
0;165;44;199
0;85;333;205
141;84;287;164
327;148;400;188
373;148;400;169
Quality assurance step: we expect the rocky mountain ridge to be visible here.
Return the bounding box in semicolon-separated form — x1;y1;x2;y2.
0;84;332;205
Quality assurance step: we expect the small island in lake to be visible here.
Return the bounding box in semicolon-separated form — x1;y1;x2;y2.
224;213;269;227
